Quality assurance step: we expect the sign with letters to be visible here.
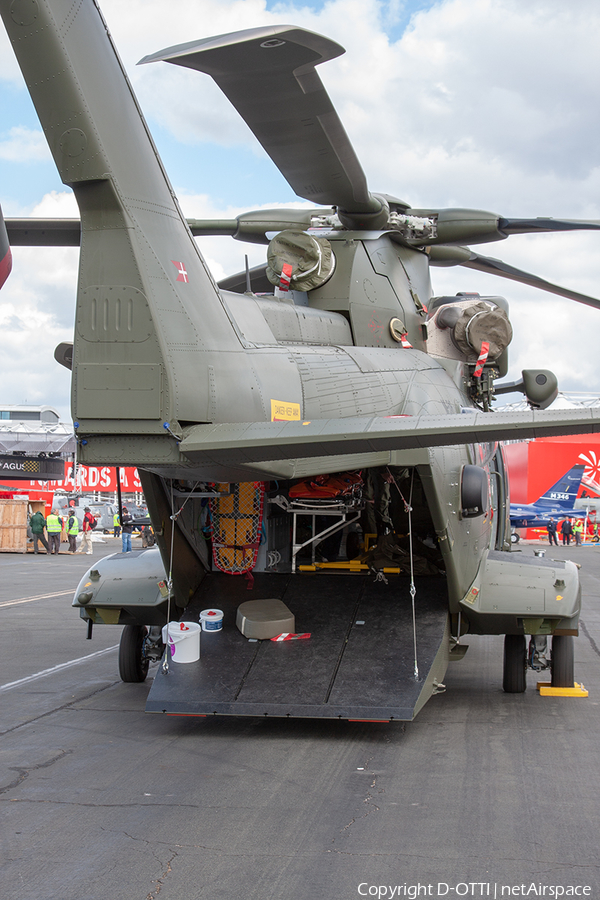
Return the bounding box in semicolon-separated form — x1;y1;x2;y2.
0;455;64;480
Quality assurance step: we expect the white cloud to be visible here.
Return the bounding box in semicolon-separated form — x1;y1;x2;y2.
0;126;50;162
0;266;75;420
0;191;79;419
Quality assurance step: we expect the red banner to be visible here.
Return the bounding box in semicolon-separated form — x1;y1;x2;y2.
1;463;142;494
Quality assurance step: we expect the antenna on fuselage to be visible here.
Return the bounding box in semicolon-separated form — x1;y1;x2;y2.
245;255;252;293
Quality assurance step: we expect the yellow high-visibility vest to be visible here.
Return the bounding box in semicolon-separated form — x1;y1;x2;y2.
67;515;80;535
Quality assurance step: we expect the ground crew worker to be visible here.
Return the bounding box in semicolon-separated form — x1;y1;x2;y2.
573;520;584;545
46;508;63;555
560;518;573;545
546;517;558;546
121;506;133;552
77;507;96;555
29;509;50;554
67;510;80;553
113;511;121;538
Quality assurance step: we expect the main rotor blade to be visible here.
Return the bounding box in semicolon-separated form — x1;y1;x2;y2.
410;209;600;246
499;217;600;236
5;208;329;247
139;26;381;216
461;251;600;311
5;218;81;246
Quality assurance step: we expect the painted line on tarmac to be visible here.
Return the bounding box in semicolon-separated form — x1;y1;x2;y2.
0;590;73;609
0;645;119;693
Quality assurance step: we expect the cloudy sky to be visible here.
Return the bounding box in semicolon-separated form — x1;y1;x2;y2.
1;0;600;422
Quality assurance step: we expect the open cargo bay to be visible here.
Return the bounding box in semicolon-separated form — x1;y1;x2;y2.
146;573;449;720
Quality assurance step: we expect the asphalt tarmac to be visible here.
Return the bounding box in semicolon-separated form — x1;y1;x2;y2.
2;537;600;900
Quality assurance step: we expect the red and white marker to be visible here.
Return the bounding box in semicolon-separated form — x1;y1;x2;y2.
270;632;311;642
473;341;490;377
279;263;293;292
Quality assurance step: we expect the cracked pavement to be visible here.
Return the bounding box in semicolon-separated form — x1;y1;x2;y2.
1;544;600;899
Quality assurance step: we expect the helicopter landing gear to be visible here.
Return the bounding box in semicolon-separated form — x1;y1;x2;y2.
119;625;149;682
117;624;165;683
551;635;574;688
503;634;527;693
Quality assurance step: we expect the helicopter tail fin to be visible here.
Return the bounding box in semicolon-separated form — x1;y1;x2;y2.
0;0;240;433
534;465;586;509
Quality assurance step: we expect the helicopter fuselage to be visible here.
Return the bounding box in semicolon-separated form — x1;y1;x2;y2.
1;0;585;718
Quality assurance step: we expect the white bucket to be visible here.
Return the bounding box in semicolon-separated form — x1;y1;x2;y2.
161;621;201;663
199;608;224;632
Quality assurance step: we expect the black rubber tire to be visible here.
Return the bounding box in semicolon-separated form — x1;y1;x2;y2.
503;634;527;693
510;532;520;544
118;624;149;683
551;635;574;688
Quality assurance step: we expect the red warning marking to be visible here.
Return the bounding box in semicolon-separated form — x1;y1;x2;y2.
279;263;293;291
400;333;413;348
270;632;311;642
473;341;490;377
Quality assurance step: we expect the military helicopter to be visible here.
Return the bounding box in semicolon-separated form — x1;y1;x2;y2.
3;0;600;720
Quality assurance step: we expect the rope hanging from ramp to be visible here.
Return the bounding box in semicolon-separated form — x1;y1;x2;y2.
386;467;420;681
162;479;202;674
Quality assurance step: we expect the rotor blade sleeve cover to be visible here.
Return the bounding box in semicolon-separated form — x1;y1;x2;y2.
452;302;513;361
266;230;335;291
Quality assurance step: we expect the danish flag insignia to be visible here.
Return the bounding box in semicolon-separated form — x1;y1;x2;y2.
171;260;189;283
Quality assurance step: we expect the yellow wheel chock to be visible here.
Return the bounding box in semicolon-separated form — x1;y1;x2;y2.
536;682;589;698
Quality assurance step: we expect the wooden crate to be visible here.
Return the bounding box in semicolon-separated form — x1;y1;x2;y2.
0;497;29;553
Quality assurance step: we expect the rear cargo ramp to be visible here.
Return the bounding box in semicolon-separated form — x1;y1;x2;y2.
146;574;449;720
